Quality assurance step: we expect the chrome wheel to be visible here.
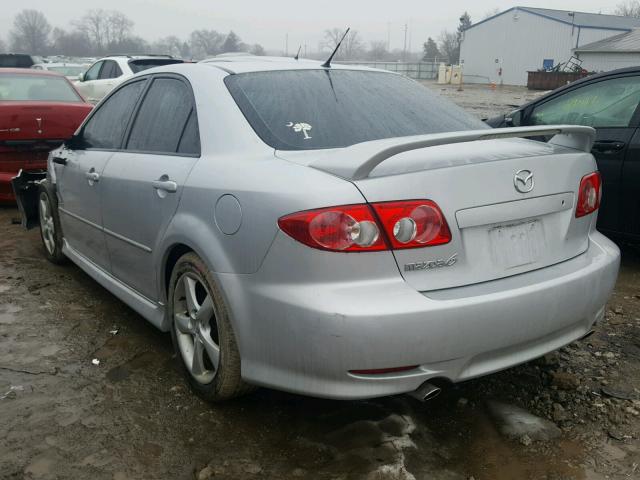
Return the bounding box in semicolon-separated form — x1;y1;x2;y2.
39;193;56;255
173;273;220;384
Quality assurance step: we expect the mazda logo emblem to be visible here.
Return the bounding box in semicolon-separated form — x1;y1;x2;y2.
514;169;534;193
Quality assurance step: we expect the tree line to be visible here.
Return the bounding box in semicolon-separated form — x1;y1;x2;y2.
1;9;266;59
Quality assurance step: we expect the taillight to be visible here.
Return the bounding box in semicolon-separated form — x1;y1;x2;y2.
278;204;386;252
576;172;602;218
372;200;451;249
278;200;451;252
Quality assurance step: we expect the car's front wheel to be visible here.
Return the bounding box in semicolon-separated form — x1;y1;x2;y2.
168;252;254;401
38;182;66;264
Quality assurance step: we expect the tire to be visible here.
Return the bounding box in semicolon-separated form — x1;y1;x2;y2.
37;182;66;265
168;252;254;401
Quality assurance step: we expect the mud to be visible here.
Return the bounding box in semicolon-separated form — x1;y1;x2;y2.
1;206;639;479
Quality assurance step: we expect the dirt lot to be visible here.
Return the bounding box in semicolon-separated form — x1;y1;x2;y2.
1;84;640;480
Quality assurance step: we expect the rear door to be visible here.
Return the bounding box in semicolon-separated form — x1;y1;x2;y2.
56;79;147;270
100;75;200;301
92;60;123;102
526;73;640;235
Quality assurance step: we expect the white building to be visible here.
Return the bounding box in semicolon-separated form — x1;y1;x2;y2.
575;29;640;72
459;7;640;86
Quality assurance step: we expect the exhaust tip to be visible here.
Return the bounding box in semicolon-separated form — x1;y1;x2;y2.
407;381;442;402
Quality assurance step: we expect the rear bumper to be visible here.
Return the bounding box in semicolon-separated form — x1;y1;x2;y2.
219;231;620;400
0;165;46;203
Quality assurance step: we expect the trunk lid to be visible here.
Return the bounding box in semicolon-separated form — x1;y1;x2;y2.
277;128;598;292
0;102;91;171
0;101;91;144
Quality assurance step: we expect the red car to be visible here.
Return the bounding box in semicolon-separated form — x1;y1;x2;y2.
0;69;92;203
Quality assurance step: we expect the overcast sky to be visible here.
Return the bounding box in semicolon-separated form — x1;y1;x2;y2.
0;1;624;52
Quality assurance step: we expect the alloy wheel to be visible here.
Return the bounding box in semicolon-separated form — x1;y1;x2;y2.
39;194;56;255
173;273;220;384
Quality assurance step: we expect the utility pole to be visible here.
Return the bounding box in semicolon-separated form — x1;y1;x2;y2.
285;33;289;56
403;23;408;61
387;22;391;51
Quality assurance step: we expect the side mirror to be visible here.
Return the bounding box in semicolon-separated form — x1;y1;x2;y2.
65;134;84;150
78;72;85;82
505;110;522;127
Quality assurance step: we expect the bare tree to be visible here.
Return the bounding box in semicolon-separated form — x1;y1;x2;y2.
189;29;224;58
250;44;266;56
483;8;501;20
367;40;388;61
10;10;51;54
616;1;640;17
51;27;91;56
0;37;5;52
322;28;362;60
438;30;457;63
74;9;134;54
221;31;245;53
151;36;184;56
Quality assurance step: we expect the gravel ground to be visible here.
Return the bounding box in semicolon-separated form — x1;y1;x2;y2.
1;84;639;480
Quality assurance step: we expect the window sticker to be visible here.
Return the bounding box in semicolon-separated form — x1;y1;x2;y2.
286;122;312;139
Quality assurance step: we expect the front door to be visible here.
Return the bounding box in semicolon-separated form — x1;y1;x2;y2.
56;78;148;270
527;73;640;235
100;76;200;301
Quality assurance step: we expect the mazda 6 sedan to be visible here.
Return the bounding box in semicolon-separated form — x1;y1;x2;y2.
13;57;620;402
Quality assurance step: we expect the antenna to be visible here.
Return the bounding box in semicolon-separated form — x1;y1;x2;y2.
322;27;350;68
294;45;302;60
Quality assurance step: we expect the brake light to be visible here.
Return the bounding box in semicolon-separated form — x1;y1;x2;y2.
372;200;451;249
278;204;386;252
575;172;602;218
278;200;451;252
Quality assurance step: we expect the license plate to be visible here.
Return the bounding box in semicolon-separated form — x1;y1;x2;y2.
489;220;544;269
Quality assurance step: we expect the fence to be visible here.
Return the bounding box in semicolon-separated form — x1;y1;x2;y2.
333;61;441;80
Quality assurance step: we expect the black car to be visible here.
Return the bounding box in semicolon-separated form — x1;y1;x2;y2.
486;67;640;242
0;53;39;68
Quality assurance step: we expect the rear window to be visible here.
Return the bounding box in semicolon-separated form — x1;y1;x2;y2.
225;69;486;150
0;54;34;68
128;59;184;73
0;74;81;102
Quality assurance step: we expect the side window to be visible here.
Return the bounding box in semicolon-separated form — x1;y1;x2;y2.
126;78;195;154
531;76;640;128
98;61;121;80
83;80;146;149
177;111;201;155
84;61;103;81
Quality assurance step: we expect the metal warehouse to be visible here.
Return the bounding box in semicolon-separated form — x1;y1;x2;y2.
459;7;640;86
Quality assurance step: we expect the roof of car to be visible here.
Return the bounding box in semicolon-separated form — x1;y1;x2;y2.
0;67;66;77
198;55;380;74
32;62;85;68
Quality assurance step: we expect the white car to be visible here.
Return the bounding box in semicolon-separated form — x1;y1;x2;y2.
74;55;184;103
31;63;88;81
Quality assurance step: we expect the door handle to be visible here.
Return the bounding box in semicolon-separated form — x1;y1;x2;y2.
592;141;626;153
152;179;178;193
52;156;67;165
85;171;100;183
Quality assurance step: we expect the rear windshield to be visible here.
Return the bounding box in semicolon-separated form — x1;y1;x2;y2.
225;69;486;150
0;74;81;102
0;54;34;68
49;66;86;77
128;59;184;73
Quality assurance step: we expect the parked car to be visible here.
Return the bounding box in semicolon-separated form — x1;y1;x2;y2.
75;55;184;103
0;53;40;69
0;69;92;203
13;58;619;402
31;63;87;81
486;67;640;242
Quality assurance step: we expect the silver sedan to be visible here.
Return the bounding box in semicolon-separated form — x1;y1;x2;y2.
15;57;620;401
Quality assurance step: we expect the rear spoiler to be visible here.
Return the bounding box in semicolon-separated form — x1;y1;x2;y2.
310;125;596;180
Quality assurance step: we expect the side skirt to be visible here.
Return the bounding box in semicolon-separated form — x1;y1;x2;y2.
62;241;169;331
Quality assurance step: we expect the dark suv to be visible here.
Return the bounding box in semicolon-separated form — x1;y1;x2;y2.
0;54;38;68
486;67;640;243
